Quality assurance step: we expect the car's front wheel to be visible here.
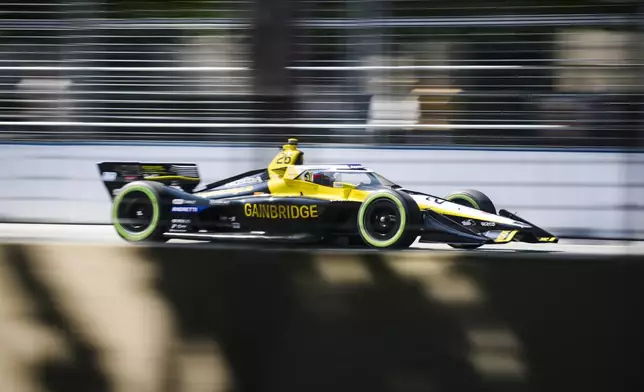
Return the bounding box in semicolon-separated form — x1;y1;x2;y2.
444;189;496;250
357;190;420;249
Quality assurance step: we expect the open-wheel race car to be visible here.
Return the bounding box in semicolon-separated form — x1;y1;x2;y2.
98;138;558;249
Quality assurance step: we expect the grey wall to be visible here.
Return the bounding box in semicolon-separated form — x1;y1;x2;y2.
1;143;642;238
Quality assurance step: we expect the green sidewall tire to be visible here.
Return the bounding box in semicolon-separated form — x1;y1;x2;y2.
444;189;496;250
357;190;418;249
112;183;165;242
445;189;496;215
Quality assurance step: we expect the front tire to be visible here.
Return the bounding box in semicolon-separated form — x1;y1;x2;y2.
444;189;496;250
112;182;168;242
445;189;497;214
357;190;419;249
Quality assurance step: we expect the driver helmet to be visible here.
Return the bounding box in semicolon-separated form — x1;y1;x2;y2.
312;172;333;186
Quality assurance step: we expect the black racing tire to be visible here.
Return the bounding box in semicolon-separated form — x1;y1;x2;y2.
357;190;420;249
444;189;496;250
112;182;168;243
444;189;497;214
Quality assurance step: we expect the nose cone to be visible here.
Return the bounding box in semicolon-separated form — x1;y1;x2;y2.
511;220;532;229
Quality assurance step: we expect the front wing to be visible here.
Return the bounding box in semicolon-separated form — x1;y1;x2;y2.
498;209;559;243
418;209;558;246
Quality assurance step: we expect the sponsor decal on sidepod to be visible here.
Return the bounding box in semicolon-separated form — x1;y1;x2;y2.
244;203;319;219
172;199;196;205
171;206;206;213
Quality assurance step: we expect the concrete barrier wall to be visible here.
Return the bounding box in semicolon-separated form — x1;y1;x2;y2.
1;143;643;238
0;242;642;392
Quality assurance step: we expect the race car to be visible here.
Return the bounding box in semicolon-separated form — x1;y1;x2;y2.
97;138;558;249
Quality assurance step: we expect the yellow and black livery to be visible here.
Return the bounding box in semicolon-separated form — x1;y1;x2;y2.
98;138;558;249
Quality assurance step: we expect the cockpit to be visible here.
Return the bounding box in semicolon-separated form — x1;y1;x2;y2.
298;169;397;189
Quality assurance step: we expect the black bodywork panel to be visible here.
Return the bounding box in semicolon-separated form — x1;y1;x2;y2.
500;209;559;243
419;209;493;245
98;162;200;197
195;168;269;192
167;194;361;239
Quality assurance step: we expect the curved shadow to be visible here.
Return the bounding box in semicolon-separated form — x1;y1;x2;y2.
3;244;110;392
143;245;493;392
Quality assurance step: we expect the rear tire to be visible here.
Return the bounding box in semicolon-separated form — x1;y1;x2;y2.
112;182;168;242
357;190;419;249
444;189;496;250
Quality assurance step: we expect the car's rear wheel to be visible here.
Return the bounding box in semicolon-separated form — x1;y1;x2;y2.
357;190;419;249
444;189;496;250
112;182;167;242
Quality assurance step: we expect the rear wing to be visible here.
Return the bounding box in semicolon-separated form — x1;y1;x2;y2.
97;162;200;199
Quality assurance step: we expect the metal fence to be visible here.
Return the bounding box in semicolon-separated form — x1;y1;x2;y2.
0;0;642;147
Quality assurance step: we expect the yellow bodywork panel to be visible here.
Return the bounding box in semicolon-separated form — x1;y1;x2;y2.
494;230;519;243
264;138;374;202
267;177;371;202
268;138;304;179
412;199;516;225
282;165;304;180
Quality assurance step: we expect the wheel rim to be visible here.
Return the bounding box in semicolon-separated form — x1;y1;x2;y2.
362;198;402;242
112;185;160;241
117;191;155;233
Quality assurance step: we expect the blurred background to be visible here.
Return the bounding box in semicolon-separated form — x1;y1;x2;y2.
1;3;644;392
0;0;643;238
1;0;642;146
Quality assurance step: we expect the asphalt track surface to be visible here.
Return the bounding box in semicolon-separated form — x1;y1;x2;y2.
0;223;642;254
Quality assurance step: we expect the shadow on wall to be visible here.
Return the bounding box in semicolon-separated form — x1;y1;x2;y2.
2;244;110;392
1;243;643;392
452;254;644;392
142;246;644;392
145;247;489;392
